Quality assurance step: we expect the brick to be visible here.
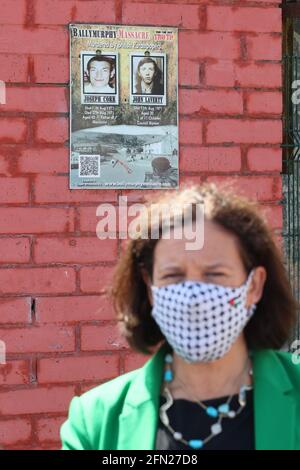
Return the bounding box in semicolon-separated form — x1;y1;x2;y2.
38;355;119;383
35;0;116;25
18;147;69;174
235;63;281;88
123;2;200;29
34;176;118;203
247;91;282;115
0;0;27;24
179;59;200;87
0;268;76;294
180;119;202;145
205;60;235;87
0;360;30;385
0;118;27;144
180;89;243;115
80;266;115;293
0;419;31;446
207;6;281;33
0;386;75;415
0;54;29;82
81;324;129;352
181;146;210;172
33;55;69;84
117;189;162;204
205;175;282;202
124;352;149;373
180;32;240;60
36;295;114;323
0;207;75;234
80;206;108;232
5;86;67;113
0;325;75;353
206;119;282;144
0;153;9;176
0;237;30;263
247;147;282;172
0;177;29;203
0;298;31;324
34;237;117;263
180;146;241;172
246;34;281;61
35;118;68;144
0;26;68;55
36;416;66;443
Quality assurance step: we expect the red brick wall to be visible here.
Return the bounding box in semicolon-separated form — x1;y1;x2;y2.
0;0;283;450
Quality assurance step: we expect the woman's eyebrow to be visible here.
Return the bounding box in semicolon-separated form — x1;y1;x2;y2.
202;262;231;270
158;265;182;272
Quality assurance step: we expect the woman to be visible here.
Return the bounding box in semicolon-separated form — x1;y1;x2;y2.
61;184;300;450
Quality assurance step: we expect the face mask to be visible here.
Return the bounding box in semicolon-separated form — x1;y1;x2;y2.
151;269;257;363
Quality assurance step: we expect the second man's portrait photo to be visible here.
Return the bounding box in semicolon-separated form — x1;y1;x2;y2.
132;55;165;95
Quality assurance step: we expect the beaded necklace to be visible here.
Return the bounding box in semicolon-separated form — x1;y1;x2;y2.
159;352;253;450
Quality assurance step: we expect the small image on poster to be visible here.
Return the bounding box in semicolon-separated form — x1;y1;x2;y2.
69;24;178;189
130;53;166;106
81;51;119;105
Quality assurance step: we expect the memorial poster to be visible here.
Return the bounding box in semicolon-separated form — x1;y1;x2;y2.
69;24;178;189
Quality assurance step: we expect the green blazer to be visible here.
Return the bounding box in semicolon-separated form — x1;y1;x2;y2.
60;344;300;450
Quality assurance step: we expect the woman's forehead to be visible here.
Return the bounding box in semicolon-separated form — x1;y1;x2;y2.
153;222;241;266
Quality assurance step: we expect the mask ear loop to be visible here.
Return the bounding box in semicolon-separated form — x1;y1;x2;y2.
245;268;257;314
246;268;255;285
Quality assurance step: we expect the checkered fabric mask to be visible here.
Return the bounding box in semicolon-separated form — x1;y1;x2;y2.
151;269;257;363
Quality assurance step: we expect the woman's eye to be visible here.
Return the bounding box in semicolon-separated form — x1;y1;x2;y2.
205;272;224;277
162;273;181;279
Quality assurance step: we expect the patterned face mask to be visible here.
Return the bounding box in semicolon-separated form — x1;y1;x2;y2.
151;269;257;363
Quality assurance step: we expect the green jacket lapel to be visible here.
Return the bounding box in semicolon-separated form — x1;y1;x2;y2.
118;343;167;450
253;349;296;450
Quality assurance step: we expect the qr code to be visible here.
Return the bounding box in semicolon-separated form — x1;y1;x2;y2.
79;155;100;177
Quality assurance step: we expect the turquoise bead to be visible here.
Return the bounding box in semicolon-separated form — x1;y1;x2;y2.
164;369;173;382
218;403;229;414
165;354;173;364
189;440;203;449
206;406;218;418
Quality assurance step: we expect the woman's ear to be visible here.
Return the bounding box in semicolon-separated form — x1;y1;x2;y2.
246;266;267;307
141;268;153;307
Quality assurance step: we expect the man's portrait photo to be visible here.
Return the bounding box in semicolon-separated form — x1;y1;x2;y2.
131;55;165;95
82;54;117;94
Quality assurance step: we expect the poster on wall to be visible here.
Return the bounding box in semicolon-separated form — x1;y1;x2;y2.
69;24;178;189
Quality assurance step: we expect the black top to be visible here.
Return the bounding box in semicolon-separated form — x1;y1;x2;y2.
155;390;255;450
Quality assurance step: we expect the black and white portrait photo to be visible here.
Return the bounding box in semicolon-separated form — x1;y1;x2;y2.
130;54;166;106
